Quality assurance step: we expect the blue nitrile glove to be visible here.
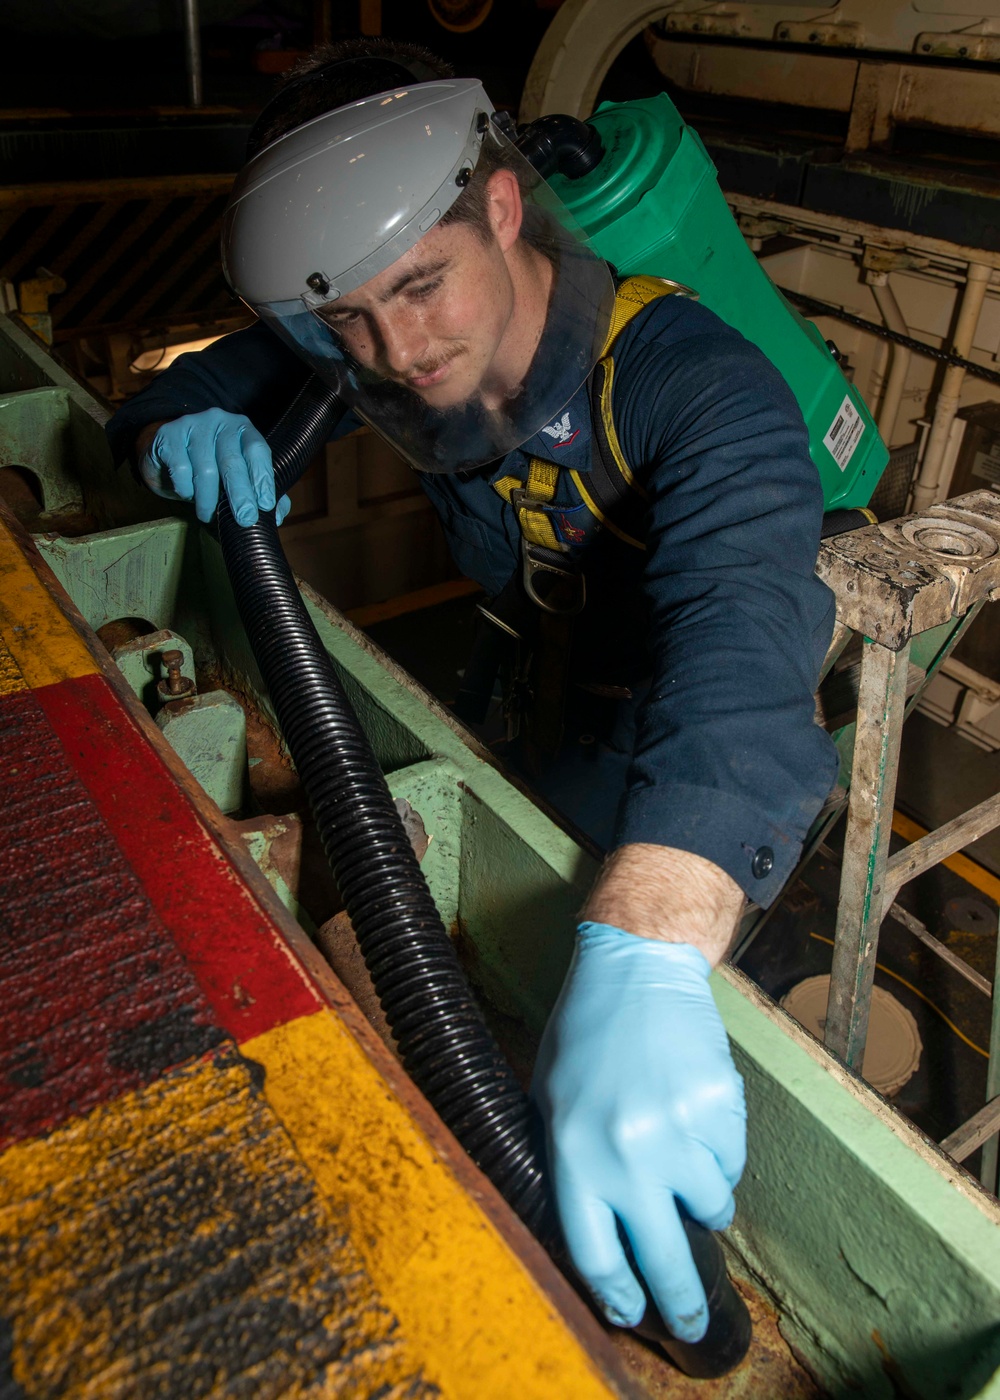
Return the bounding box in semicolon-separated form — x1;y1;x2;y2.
140;409;291;526
531;921;746;1343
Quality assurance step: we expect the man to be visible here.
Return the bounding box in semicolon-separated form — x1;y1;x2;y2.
107;39;839;1348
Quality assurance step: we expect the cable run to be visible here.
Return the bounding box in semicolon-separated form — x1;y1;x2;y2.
780;288;1000;389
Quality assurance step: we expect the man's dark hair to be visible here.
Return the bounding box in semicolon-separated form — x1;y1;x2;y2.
247;37;517;244
247;38;453;154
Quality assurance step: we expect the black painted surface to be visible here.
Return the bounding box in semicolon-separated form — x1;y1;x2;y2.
0;122;252;185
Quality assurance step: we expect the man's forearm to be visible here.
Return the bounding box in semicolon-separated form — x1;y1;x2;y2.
581;843;744;967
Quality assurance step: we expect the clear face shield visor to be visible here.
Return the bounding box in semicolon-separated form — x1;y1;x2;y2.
228;111;615;476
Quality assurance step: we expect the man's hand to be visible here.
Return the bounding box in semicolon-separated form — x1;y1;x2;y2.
531;845;746;1342
137;409;290;526
532;922;746;1342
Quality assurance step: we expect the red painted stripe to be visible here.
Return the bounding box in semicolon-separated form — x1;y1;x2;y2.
0;685;224;1145
35;672;321;1043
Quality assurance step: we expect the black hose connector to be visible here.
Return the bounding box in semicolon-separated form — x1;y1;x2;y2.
218;374;750;1376
632;1218;753;1378
515;114;605;180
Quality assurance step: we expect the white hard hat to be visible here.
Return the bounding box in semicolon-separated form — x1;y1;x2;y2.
224;79;489;309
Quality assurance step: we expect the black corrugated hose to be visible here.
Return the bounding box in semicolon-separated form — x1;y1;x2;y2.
216;373;751;1378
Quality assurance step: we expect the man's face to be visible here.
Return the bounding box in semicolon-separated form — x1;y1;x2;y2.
318;219;517;411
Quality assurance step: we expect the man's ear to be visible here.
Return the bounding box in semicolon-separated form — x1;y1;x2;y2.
485;168;523;252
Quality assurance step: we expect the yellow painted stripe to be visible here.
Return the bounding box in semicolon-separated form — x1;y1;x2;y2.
0;628;27;697
0;1051;429;1397
245;1009;619;1400
892;809;1000;906
0;519;97;690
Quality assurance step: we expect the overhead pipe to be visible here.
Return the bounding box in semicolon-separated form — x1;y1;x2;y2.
868;276;912;448
911;262;993;513
183;0;203;108
866;335;890;430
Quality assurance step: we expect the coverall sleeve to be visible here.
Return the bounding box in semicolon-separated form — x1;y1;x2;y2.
105;321;360;465
611;305;840;906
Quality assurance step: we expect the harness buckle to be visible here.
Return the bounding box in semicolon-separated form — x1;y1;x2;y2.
522;543;586;616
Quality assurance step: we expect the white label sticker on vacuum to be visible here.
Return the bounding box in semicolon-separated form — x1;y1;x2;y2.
824;395;865;471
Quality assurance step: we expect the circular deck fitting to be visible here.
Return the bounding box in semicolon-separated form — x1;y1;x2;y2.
781;974;923;1097
899;518;999;562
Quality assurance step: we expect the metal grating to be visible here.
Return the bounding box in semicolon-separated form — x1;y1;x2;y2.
869;439;920;521
0;175;236;337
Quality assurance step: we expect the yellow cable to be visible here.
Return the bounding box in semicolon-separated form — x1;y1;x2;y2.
808;931;989;1059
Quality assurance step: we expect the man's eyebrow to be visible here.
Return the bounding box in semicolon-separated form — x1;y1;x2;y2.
323;258;450;318
381;258;450;302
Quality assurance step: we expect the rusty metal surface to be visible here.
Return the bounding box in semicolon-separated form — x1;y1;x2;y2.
312;801;430;1056
611;1280;824;1399
315;909;399;1054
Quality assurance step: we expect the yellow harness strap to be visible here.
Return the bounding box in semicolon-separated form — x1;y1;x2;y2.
494;459;563;551
494;275;684;554
599;274;679;356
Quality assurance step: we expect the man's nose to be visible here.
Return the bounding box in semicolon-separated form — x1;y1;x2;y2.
376;313;428;374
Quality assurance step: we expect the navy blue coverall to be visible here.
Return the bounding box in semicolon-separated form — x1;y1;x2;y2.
107;292;840;907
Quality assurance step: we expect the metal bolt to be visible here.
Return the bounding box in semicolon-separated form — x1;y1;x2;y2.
158;649;195;701
778;26;788;38
959;45;968;55
809;31;819;41
921;41;932;51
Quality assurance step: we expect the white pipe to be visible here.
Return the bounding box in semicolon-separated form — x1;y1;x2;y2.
867;334;890;424
869;278;911;447
911;262;992;513
183;0;203;109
